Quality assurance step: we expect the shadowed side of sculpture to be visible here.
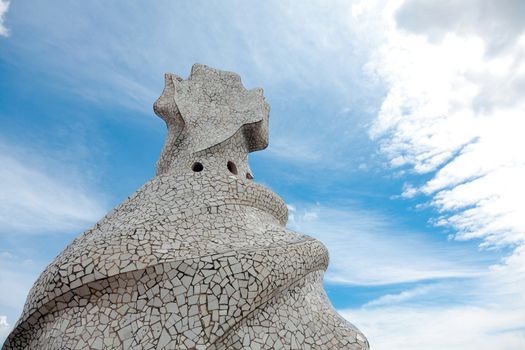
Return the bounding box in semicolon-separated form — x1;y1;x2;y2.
3;64;368;350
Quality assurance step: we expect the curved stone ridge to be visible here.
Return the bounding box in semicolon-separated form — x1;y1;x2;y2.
3;64;369;350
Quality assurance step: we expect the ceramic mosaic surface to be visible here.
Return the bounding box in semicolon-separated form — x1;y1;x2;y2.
3;64;369;350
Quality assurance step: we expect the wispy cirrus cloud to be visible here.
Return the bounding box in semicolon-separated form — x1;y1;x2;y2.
0;1;9;37
342;304;525;350
1;0;378;173
2;1;365;112
344;258;525;349
287;203;487;286
362;285;434;307
0;138;106;342
288;201;525;348
0;142;106;234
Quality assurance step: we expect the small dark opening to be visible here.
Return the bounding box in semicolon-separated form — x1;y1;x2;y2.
246;172;253;180
192;162;204;172
227;161;238;175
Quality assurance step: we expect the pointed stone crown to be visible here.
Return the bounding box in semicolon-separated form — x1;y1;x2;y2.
153;64;269;175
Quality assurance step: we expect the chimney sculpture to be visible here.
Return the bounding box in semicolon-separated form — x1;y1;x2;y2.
3;64;369;350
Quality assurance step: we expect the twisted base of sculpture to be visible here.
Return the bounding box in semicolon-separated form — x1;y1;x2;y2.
4;171;368;349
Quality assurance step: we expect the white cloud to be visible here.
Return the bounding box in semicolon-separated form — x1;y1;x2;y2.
395;0;525;56
363;285;434;307
287;203;484;286
342;249;525;349
4;1;366;113
0;316;7;328
0;0;9;37
347;0;525;348
342;304;525;350
289;201;525;348
0;253;39;311
0;315;10;345
359;0;525;262
0;253;31;344
0;250;46;345
265;136;324;164
0;143;106;234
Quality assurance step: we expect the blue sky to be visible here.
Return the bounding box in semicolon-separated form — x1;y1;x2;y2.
1;1;524;349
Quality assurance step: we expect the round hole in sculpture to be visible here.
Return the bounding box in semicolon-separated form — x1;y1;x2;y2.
192;162;204;172
227;161;238;175
246;172;253;180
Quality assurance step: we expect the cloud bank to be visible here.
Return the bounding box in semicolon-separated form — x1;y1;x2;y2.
362;0;525;251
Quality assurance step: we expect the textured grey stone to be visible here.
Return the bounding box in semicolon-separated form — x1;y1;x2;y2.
2;64;368;350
